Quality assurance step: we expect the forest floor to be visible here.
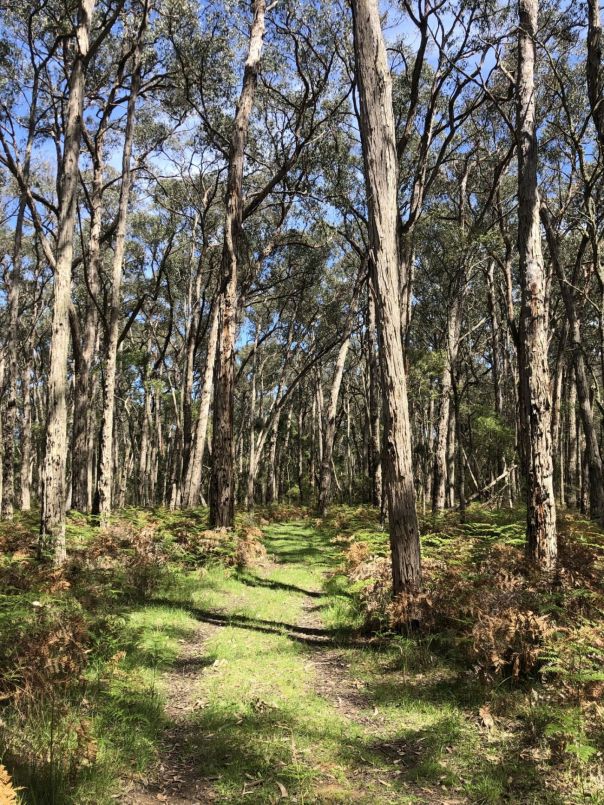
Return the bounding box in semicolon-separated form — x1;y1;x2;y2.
1;505;603;804
124;519;457;805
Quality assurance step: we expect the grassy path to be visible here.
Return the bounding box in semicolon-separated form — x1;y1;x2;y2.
124;520;533;804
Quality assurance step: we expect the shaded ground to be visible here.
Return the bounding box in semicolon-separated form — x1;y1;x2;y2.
122;520;571;804
3;505;601;803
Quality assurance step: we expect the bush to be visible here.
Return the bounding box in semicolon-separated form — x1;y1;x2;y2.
234;526;268;568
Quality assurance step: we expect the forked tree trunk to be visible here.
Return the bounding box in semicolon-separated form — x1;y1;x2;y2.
210;0;266;528
516;0;557;569
40;0;96;563
352;0;421;594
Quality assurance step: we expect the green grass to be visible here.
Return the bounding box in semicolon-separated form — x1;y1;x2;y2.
2;505;603;803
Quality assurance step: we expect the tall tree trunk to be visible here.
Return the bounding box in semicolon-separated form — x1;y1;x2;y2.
432;290;463;511
297;405;305;502
96;12;146;524
244;329;259;509
516;0;557;569
183;302;220;508
2;66;38;518
352;0;421;594
40;0;96;563
71;145;103;511
317;334;351;515
587;0;604;148
265;412;281;504
367;282;382;508
550;329;566;505
278;405;293;500
566;370;578;506
181;213;201;487
20;360;33;511
2;198;25;519
453;377;466;521
542;215;604;522
209;0;266;528
446;400;456;509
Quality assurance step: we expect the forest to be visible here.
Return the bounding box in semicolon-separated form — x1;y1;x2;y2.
0;0;603;802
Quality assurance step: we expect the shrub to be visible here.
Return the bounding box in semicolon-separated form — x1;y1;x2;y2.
234;527;268;568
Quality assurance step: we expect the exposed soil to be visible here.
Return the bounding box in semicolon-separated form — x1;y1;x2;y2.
124;620;220;804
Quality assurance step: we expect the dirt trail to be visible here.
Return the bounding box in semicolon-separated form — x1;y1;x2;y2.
124;620;220;804
122;523;452;804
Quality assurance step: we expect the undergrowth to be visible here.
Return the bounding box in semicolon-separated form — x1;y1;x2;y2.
319;503;604;801
0;504;283;804
1;502;603;803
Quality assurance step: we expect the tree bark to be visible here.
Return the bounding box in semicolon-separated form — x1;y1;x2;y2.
542;215;604;523
516;0;557;569
209;0;266;528
20;360;33;511
95;9;146;524
587;0;604;147
432;289;463;511
352;0;421;594
183;302;220;508
71;142;104;512
40;0;96;563
317;335;351;515
2;198;25;519
367;281;382;508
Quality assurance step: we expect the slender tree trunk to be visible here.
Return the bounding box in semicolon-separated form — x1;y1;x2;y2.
587;0;604;148
210;0;266;528
352;0;421;594
245;329;259;509
265;412;281;504
550;333;566;505
183;302;220;508
543;215;604;523
181;214;201;487
96;12;146;524
138;375;151;506
20;360;33;511
516;0;557;569
3;66;38;518
278;405;293;500
40;0;96;563
317;334;351;515
446;401;456;509
432;290;463;511
2;198;25;519
453;378;466;521
71;146;103;511
566;370;578;506
367;283;382;508
297;406;304;502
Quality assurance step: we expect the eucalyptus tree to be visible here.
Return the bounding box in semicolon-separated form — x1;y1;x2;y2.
351;0;421;594
516;0;557;569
